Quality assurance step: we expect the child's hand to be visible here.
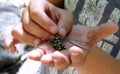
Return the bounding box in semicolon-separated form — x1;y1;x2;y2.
28;23;118;70
4;0;73;53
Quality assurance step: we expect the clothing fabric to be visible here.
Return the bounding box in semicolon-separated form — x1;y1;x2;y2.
48;0;120;74
1;0;120;74
65;0;120;60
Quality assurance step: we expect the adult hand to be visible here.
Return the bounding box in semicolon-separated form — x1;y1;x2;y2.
28;23;118;70
4;0;73;53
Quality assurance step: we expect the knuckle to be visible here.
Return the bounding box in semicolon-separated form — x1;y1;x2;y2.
11;27;18;37
43;33;51;40
22;23;30;32
22;15;29;26
37;32;51;40
30;8;39;18
22;20;32;34
65;10;74;19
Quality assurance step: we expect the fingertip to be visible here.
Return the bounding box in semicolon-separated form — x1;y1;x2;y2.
8;45;16;53
93;23;119;43
50;25;58;34
28;48;44;61
52;51;69;70
53;51;70;64
52;51;63;64
4;35;15;51
108;23;119;33
40;54;54;67
58;28;67;38
4;36;11;50
11;22;22;39
69;46;86;67
69;46;85;57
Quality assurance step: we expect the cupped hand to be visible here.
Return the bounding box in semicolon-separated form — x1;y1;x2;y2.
28;23;118;70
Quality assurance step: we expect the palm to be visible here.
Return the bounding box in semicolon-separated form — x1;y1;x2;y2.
29;23;118;70
62;23;118;52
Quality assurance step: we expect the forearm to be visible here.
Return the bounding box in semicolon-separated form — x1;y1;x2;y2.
78;46;120;74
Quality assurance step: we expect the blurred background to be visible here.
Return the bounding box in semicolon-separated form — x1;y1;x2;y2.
0;0;82;74
0;0;42;74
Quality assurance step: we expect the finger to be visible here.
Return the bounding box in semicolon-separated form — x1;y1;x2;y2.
4;35;18;53
22;8;53;40
29;0;58;34
56;9;74;38
37;42;55;54
12;22;41;45
52;50;70;70
28;48;44;61
91;23;119;43
37;42;55;67
69;46;86;67
40;54;54;67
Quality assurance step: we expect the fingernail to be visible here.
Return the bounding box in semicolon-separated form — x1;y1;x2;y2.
59;28;67;37
34;39;41;47
71;52;80;57
50;26;57;34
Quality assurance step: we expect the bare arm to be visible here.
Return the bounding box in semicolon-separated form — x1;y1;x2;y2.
78;46;120;74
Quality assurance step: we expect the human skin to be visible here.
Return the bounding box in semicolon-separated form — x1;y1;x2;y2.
27;23;119;71
4;0;120;73
78;46;120;74
4;0;73;53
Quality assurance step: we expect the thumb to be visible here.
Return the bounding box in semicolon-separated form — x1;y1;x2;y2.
57;11;73;38
91;23;119;43
4;34;19;53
